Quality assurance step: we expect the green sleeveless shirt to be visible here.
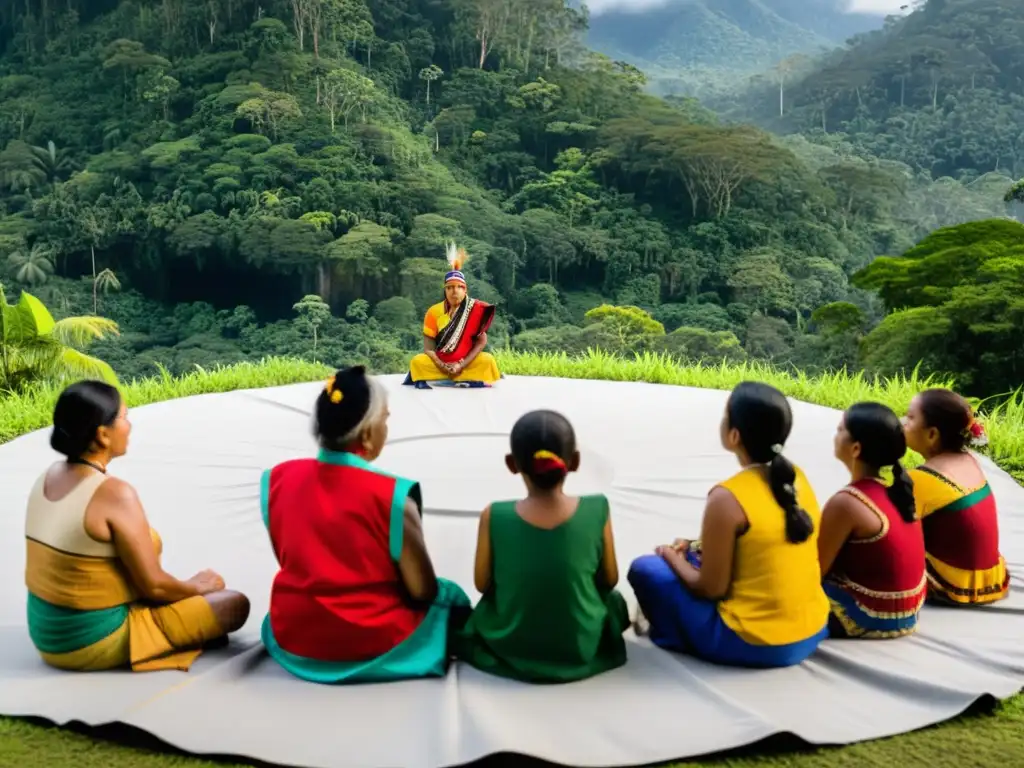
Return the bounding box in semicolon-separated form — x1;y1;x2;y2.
453;494;629;682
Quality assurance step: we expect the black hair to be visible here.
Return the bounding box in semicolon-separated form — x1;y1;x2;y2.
916;388;972;454
510;410;576;491
313;366;383;451
50;380;122;460
726;381;812;544
844;402;916;523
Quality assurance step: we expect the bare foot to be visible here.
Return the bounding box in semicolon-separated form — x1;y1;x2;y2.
633;610;650;637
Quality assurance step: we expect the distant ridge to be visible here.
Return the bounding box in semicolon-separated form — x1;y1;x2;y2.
586;0;887;73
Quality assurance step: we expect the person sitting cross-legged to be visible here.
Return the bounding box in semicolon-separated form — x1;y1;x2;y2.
405;242;501;389
453;410;629;683
817;402;927;639
25;381;249;673
628;382;830;668
260;366;471;683
902;388;1009;606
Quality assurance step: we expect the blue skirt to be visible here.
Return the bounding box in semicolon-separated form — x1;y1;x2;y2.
628;553;826;668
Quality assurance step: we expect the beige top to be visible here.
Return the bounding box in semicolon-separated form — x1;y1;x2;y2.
24;469;115;558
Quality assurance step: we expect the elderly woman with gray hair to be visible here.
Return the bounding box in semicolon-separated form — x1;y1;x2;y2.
259;366;470;683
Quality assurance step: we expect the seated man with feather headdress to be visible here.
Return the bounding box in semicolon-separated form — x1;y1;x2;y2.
404;243;501;389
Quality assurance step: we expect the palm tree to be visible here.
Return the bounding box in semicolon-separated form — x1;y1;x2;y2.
7;241;55;286
93;267;121;313
0;284;120;395
0;139;47;193
32;140;77;186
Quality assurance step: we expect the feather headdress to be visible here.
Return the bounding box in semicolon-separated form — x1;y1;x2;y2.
444;241;468;286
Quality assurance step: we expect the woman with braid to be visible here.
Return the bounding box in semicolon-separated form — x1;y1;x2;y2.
453;410;629;683
902;388;1009;606
628;382;829;668
817;403;926;639
260;366;470;683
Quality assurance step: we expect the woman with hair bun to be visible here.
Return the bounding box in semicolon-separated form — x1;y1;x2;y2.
25;381;249;673
261;366;470;683
628;381;829;668
453;409;629;682
902;388;1009;605
818;402;926;638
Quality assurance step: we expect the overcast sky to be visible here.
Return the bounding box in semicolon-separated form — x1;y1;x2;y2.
587;0;908;16
847;0;905;11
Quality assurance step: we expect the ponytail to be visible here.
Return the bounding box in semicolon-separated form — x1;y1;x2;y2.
768;450;813;544
842;401;918;523
887;462;917;523
723;381;810;543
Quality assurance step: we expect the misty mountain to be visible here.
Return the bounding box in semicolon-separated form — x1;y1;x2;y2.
586;0;888;73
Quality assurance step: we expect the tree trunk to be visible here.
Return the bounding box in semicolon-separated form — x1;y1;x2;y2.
90;244;97;314
477;29;488;68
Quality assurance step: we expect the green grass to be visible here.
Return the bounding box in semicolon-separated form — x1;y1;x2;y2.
3;349;1024;768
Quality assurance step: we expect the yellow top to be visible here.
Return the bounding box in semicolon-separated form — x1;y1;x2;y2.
24;470;218;672
907;466;981;518
422;302;450;338
24;471;161;610
715;465;830;646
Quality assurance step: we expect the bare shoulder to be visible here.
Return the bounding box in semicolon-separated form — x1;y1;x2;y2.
708;484;741;510
964;452;990;485
824;487;861;516
707;485;745;524
93;476;139;506
928;453;987;488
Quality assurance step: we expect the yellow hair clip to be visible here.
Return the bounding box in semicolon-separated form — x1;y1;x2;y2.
324;376;344;404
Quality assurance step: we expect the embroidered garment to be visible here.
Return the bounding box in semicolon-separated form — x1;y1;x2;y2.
823;478;927;638
909;466;1009;605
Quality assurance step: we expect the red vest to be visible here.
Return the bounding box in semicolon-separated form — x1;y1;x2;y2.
829;478;927;613
264;455;426;662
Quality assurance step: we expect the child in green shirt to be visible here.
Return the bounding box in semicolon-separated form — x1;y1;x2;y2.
453;409;629;683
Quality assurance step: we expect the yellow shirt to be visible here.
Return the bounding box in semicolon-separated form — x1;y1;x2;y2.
716;466;830;645
908;466;980;518
422;302;450;338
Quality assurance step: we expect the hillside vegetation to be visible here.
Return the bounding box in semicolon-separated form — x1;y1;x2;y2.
729;0;1024;179
0;0;1019;403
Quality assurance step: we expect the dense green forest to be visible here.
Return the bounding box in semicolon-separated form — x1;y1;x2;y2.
0;0;1021;400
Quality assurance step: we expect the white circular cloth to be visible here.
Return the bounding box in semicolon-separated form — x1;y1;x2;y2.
0;375;1022;768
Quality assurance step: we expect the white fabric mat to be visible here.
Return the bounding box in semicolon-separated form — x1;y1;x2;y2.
1;375;1022;768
